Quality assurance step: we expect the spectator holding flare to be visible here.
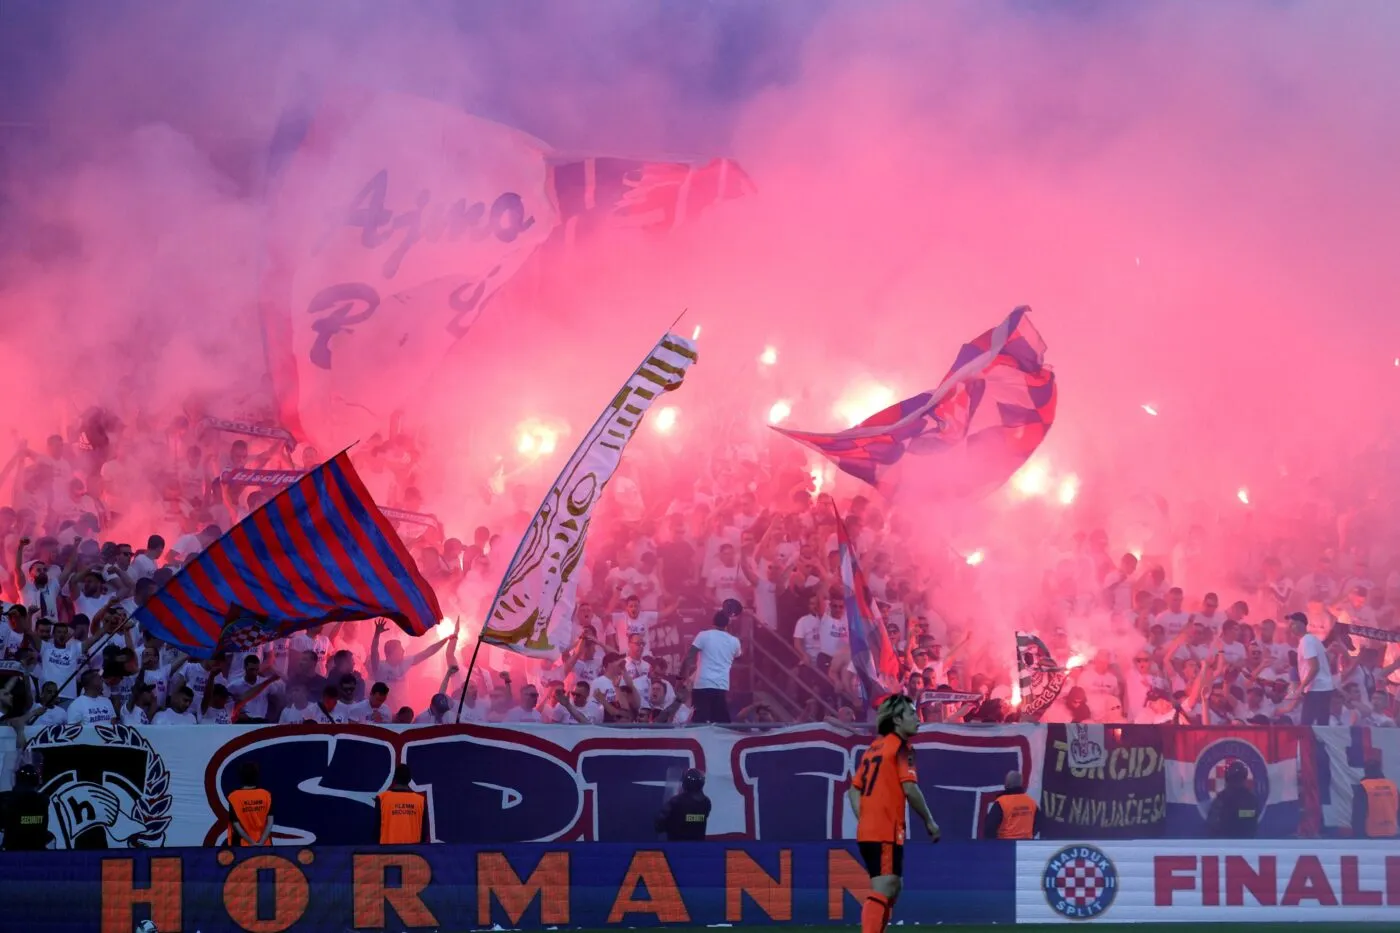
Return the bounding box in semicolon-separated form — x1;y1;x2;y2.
369;618;456;695
226;762;273;847
847;694;939;933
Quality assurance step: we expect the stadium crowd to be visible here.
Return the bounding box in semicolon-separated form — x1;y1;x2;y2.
1;401;1399;739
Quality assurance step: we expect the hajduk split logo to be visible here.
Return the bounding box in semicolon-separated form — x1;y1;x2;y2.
28;722;173;848
1192;737;1270;818
1043;844;1118;920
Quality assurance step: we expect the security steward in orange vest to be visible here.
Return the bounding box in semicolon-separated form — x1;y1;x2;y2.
1355;756;1399;839
985;770;1041;839
227;762;274;846
376;765;429;844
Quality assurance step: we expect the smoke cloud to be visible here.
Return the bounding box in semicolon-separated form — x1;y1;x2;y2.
2;0;1399;672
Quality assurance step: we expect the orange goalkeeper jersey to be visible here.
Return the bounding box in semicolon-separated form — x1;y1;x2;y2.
852;732;918;843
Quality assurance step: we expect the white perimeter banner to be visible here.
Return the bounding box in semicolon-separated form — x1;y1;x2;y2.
1017;840;1400;923
16;721;1043;849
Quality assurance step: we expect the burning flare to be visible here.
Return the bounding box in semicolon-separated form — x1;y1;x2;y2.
767;400;792;425
654;406;679;434
759;345;778;366
515;421;559;460
833;381;896;428
1011;460;1051;498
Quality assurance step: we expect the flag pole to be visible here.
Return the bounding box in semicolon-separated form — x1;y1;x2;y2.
455;629;487;721
829;497;881;711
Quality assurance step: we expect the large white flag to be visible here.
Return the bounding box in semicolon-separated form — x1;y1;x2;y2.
260;87;558;447
481;333;698;657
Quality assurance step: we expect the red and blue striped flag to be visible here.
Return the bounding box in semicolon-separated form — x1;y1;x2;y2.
133;451;443;658
775;306;1056;498
835;508;900;705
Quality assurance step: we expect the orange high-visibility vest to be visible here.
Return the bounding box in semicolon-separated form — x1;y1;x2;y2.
377;789;426;844
1361;778;1399;838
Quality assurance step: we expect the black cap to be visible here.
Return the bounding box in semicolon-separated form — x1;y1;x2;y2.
15;764;39;786
1225;760;1249;784
682;768;705;791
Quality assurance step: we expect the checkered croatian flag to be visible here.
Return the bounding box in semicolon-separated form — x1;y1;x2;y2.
775;307;1056;498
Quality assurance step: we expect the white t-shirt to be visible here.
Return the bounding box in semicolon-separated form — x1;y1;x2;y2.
1298;634;1334;693
1261;639;1293;673
73;593;110;622
1078;669;1124;721
138;665;172;707
413;708;459;725
129;553;158;582
504;706;544;723
41;641;83;700
571;651;603;687
66;693;117;725
1218;641;1247;669
1102;571;1134;614
278;703;320;724
0;625;25;660
290;632;331;673
611;567;662;611
753;579;778;631
30;705;67;729
21;579;62;618
153;708;199;725
793;614;822;662
705;564;744;605
592;674;618;705
612;611;656;651
348;699;393;724
692;628;742;690
201;704;235;725
818;614;849;658
1154;611;1191;639
180;665;210;706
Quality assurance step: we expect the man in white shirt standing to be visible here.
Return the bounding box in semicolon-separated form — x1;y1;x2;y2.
128;535;165;582
681;611;742;723
1289;612;1335;725
66;670;117;725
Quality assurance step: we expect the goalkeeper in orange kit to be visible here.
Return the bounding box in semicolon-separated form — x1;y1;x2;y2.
846;694;940;933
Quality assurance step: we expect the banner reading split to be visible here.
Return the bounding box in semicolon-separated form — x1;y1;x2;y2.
480;333;698;657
